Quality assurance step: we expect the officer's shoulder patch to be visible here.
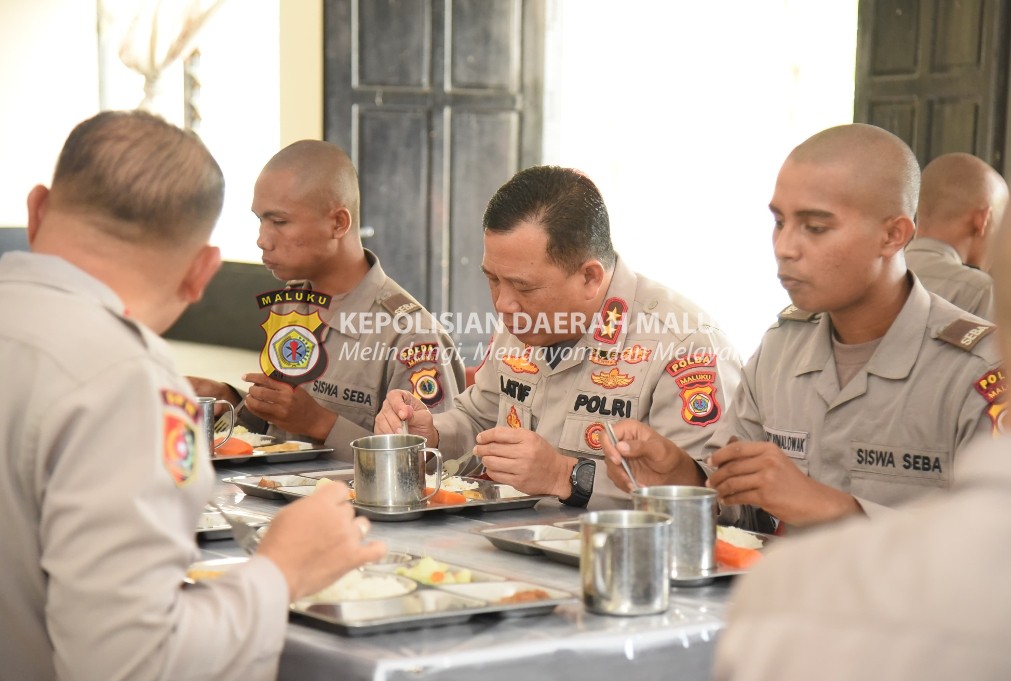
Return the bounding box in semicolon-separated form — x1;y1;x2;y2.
777;304;818;322
937;318;994;351
379;292;421;317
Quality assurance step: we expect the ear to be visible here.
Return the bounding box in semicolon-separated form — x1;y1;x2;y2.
25;185;49;245
882;215;915;256
972;206;992;237
579;259;607;299
330;206;352;239
179;245;222;303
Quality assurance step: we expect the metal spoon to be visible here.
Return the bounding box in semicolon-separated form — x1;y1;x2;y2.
603;422;639;490
209;502;261;555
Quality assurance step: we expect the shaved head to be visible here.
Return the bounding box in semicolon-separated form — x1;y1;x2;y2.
261;140;360;226
787;123;921;219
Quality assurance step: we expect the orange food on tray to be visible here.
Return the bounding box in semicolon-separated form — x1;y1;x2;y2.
424;488;469;505
213;437;254;456
715;538;762;570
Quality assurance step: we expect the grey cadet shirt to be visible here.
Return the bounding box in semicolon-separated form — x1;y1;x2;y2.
709;275;1002;530
0;252;289;681
906;237;994;320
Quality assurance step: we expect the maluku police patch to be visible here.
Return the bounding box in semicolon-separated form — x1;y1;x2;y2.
410;368;444;407
163;413;197;486
259;309;329;388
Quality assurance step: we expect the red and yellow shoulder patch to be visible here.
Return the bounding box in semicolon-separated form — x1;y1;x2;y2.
666;353;721;427
975;369;1006;437
160;389;198;487
410;368;444;407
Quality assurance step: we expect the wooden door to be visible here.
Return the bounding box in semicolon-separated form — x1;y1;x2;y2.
855;0;1010;170
323;0;545;363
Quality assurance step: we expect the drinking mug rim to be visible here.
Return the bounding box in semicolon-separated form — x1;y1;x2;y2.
631;485;717;500
580;510;673;528
350;433;428;451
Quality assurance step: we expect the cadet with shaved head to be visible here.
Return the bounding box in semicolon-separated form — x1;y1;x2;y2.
191;141;464;460
905;152;1008;319
714;205;1011;681
603;124;1002;531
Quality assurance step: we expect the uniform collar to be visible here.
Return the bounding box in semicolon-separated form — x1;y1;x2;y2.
0;251;173;357
906;237;962;264
794;273;929;381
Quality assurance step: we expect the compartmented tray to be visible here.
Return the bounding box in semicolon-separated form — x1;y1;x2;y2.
196;505;273;540
291;555;577;636
224;472;550;521
473;522;770;585
210;442;332;465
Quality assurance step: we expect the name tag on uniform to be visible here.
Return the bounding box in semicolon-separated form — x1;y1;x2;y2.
310;378;375;410
764;426;808;458
850;441;949;481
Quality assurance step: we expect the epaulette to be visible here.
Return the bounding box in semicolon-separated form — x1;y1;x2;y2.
777;305;818;322
936;318;994;351
379;292;421;316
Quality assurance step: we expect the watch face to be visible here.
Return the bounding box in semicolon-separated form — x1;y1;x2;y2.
575;460;596;492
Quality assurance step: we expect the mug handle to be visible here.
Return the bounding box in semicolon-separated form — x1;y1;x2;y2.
419;448;443;502
592;531;611;600
213;400;235;448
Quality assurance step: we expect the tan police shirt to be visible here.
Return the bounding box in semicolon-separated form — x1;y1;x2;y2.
715;435;1011;681
239;249;465;462
905;237;993;320
433;255;743;504
708;275;1003;529
0;252;289;681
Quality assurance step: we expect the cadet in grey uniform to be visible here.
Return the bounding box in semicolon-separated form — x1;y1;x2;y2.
904;152;1008;320
376;166;742;507
602;125;1002;532
0;112;383;681
193;141;464;461
715;198;1011;681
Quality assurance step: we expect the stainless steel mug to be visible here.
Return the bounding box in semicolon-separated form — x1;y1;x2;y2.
350;434;443;509
632;486;717;584
197;396;235;454
580;510;672;616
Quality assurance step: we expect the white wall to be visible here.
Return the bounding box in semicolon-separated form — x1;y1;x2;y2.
543;0;859;357
0;0;99;226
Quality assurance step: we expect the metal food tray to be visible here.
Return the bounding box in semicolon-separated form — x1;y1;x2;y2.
210;443;332;465
196;505;272;540
474;522;769;585
290;555;577;636
225;472;550;521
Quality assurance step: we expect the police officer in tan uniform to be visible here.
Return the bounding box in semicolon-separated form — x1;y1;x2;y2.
192;141;464;461
0;112;383;681
905;152;1008;320
714;207;1011;681
602;125;1001;531
375;166;741;506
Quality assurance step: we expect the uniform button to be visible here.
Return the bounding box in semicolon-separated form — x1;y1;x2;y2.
647;300;658;310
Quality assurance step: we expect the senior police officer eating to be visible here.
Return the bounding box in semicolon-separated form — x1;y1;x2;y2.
0;111;385;681
602;124;1001;531
375;165;742;506
190;140;465;461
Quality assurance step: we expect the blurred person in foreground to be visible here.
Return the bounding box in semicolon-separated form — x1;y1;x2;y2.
0;111;385;681
713;199;1011;681
190;140;464;461
375;165;742;507
905;152;1008;319
602;124;1001;532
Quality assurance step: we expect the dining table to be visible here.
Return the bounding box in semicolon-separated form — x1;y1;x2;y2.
202;457;735;681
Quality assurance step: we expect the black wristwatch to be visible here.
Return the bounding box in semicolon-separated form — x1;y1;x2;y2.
561;457;595;507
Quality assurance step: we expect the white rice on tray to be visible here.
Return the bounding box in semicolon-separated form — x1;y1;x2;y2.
717;525;765;550
426;474;479;492
307;570;412;602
